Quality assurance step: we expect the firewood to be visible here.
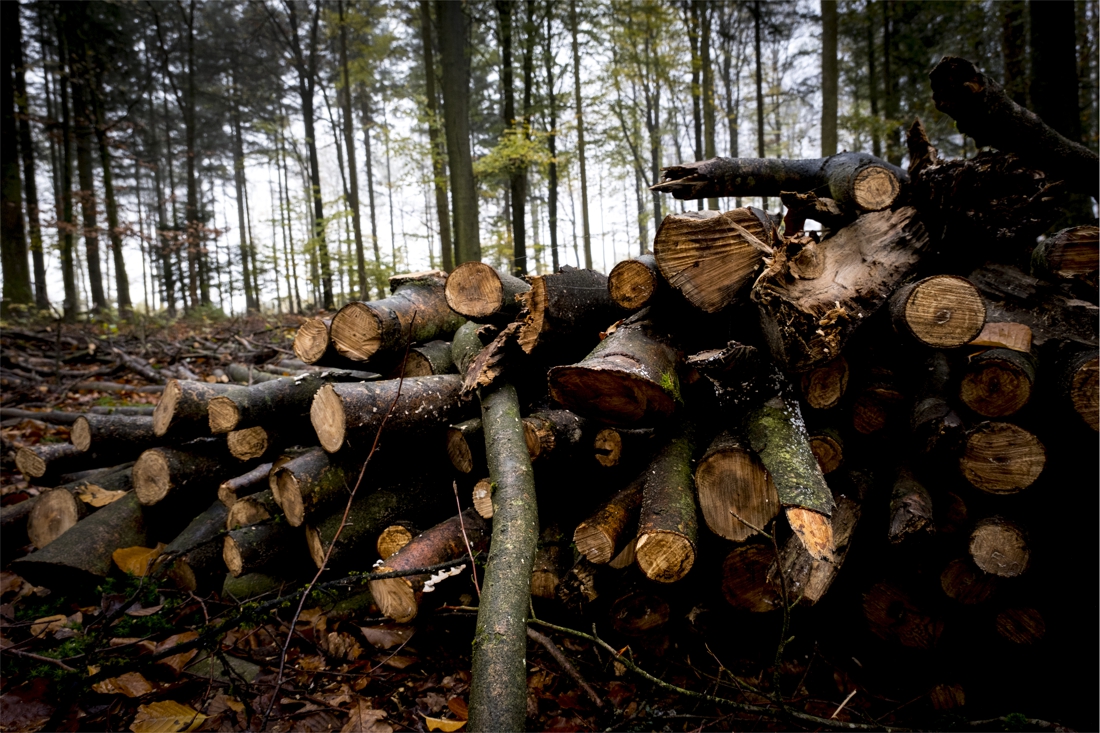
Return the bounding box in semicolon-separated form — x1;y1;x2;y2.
969;516;1030;578
994;607;1046;645
548;313;680;426
446;418;483;475
522;409;589;462
969;263;1098;348
653;152;908;213
161;500;230;591
517;267;619;354
89;405;156;416
133;443;236;507
1031;225;1099;288
329;271;464;366
224;521;298;577
608;255;663;311
1;497;36;554
293;317;334;365
958;348;1037;417
573;476;642;564
400;340;455;377
969;322;1033;352
530;525;569;600
225;425;312;461
769;489;861;607
635;421;697;584
939;558;996;605
851;368;906;435
370;509;488;622
377;524;415;560
451;320;486;377
222;571;292;601
225;363;284;384
225;489;279;530
472;478;493;519
651;208;776;313
468;382;541;733
911;352;965;460
721;543;780;613
271;448;353;527
444;261;529;322
887;466;935;544
557;558;600;615
27;464;132;549
153;379;234;439
799;357;849;410
310;375;470;453
1052;345;1099;431
888;275;986;348
753;207;931;373
862;580;943;649
808;428;844;474
608;587;671;636
592;426;657;468
958;422;1046;494
217;462;275;507
694;430;779;543
208;373;340;434
16;443;89;482
780;190;851;233
70;414;157;454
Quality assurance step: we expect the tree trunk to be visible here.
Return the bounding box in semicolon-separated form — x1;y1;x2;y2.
70;60;107;313
497;0;527;276
517;267;619;355
71;414;158;455
230;72;257;312
161;499;229;591
1029;0;1082;144
635;420;697;583
152;379;234;439
91;83;131;317
544;2;560;271
569;0;592;268
358;93;384;299
0;0;32;314
418;0;453;274
11;9;47;310
820;0;838;157
752;0;766;209
208;373;339;434
336;1;368;297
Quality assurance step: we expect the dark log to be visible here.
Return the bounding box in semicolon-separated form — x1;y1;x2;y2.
548;313;680;426
635;421;697;583
224;521;298;578
225;489;280;529
852;368;906;435
16;443;87;482
1052;344;1099;431
0;408;81;424
959;422;1046;494
799;356;849;411
1;496;37;554
70;414;157;454
329;271;465;366
310;375;470;453
753;207;931;373
694;430;779;543
89;406;156;416
958;348;1037;417
530;525;570;599
111;349;168;385
225;363;284;384
888;466;935;544
940;558;997;605
591;426;657;468
929;56;1098;197
969;516;1030;577
401;340;456;377
1031;225;1098;288
522;409;589;462
557;558;601;615
208;374;335;434
994;607;1046;645
608;586;670;636
911;352;965;460
132;442;235;507
222;572;293;601
371;509;489;622
608;255;663;312
653;152;908;212
444;262;530;322
780;191;850;233
721;543;781;613
517;267;620;355
272;448;353;527
862;581;943;649
468;382;540;733
446;418;484;475
27;465;132;549
153;380;234;438
769;488;861;607
888;275;986;348
968;262;1097;348
160;500;229;591
573;476;643;564
808;428;844;474
651;208;775;313
217;462;275;507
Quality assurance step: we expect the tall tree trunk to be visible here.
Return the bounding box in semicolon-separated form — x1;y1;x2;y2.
229;72;257;311
12;8;47;310
1;0;32;313
1029;0;1082;142
518;0;536;275
700;1;717;209
382;99;397;271
569;0;591;268
753;0;767;210
543;0;559;272
69;49;107;313
148;91;175;316
161;92;186;312
866;0;880;158
91;81;131;317
360;93;383;298
821;0;838;157
418;0;453;273
180;1;204;307
687;2;702;168
54;12;78;320
1001;1;1027;106
276;128;300;313
438;0;480;265
338;1;368;296
882;0;900;165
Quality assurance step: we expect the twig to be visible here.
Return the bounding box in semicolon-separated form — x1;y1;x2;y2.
259;312;420;730
526;626;603;707
3;648;78;672
831;689;857;719
453;481;481;597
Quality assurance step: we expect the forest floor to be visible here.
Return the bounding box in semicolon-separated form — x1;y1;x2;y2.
0;314;1089;733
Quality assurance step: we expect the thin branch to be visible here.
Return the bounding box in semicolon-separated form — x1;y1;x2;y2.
526;626;602;707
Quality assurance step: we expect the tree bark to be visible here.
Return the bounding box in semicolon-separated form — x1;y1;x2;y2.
152;379;234;439
27;465;132;549
518;267;619;355
820;0;838;157
71;414;158;454
573;475;642;564
208;373;341;434
419;0;453;273
1;0;32;313
11;8;47;310
91;79;131;316
161;499;229;591
635;420;697;584
55;11;78;320
522;409;589;463
70;52;107;313
887;466;934;544
569;0;592;268
218;462;275;508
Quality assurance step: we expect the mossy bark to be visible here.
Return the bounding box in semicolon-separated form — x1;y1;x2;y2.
161;500;230;591
635;420;698;583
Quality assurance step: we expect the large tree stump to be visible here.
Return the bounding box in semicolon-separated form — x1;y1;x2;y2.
635;421;698;584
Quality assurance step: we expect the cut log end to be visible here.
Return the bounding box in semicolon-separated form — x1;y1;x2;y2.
695;441;779;543
785;507;835;562
273;470;306;528
370;570;419;623
721;544;780;613
851;165;901;212
402;352;434;377
940;558;996;605
293;318;331;364
959;422;1045;494
305;525;325;568
634;530;695;583
593;428;622;467
152;380;181;436
447;429;474;474
377;525;414;560
227;427;269;461
573;524;615;565
799;357;849;410
472;479;493;519
70;417;92;452
222;535;245;577
550;367;677;426
207;396;241;434
133;450;171;505
959;349;1036;418
517;277;549;354
900;276;986;348
445;261;506;319
15;447;46;478
522;420;542;460
330;302;383;362
994;607;1046;645
609;259;660;311
969;517;1030;578
809;434;843;474
27;489;83;549
226;497;271;530
1071;356;1099;431
310;384;347;454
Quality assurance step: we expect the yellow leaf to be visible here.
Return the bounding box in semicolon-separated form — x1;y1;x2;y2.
422;715;467;732
113;544;166;577
30;614;67;637
92;671;154;698
129;700;206;733
77;484;128;507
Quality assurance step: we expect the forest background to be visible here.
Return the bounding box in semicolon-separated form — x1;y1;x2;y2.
1;0;1097;320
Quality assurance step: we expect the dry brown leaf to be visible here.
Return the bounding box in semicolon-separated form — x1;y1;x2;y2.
359;624;414;650
77;484;128;507
0;679;54;733
379;654;417;669
297;655;327;672
422;715;467;732
155;631;199;675
113;543;167;577
129;700;206;733
0;571;26;598
29;614;68;637
446;698;468;720
323;631;362;661
340;701;391;733
92;671;154;698
125;603;164;617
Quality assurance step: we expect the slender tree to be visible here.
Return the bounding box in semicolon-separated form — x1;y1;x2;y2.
12;6;48;309
569;0;592;268
419;0;453;273
337;1;368;297
90;73;132;317
1;0;33;313
699;0;717;209
543;0;560;272
821;0;838;156
55;5;78;320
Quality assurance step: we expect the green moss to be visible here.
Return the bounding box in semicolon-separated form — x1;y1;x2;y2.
660;370;682;402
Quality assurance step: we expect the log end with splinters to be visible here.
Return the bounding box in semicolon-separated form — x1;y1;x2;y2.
70;417;92;452
151;380;181;436
608;257;661;311
293;318;331;364
371;571;419;623
472;479;493;519
227;427;269;461
694;431;779;543
959;422;1045;494
786;507;835;563
635;530;695;584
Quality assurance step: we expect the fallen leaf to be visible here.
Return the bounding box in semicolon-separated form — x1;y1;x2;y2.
422;715;466;732
155;631;199;675
297;655;327;672
184;652;261;683
323;631;362;661
205;693;245;717
379;654;417;670
30;613;68;637
125;603;164;617
113;543;167;577
77;485;128;507
129;700;206;733
0;679;54;733
340;700;391;733
359;624;414;650
0;571;26;598
93;671;155;698
447;697;468;720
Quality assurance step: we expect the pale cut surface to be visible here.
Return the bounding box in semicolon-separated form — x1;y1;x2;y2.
15;447;46;477
721;544;780;613
207;396;240;434
330;302;382;361
226;497;271;530
28;490;81;549
517;277;548;354
1071;356;1099;431
634;530;695;584
608;538;636;569
152;380;181;436
593;428;622;467
472;479;493;519
785;507;835;562
799;357;848;410
71;417;92;451
293;318;330;363
573;524;614;565
550;364;676;426
445;262;503;318
608;259;658;310
133;450;171;505
809;434;843;474
310;383;347;453
274;471;306;528
968;321;1032;352
305;525;325;567
377;525;414;560
402;352;434;377
223;536;245;577
695;449;779;542
447;429;474;473
371;571;419;622
851;166;900;211
227;426;268;461
904;276;986;347
969;518;1029;577
959;422;1045;494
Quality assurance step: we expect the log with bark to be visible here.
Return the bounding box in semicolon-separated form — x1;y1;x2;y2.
799;357;849;411
444;261;530;322
888;275;987;348
887;466;935;544
400;340;456;377
27;464;133;549
208;373;347;434
153;380;234;439
160;500;230;591
271;448;354;528
224;521;299;578
522;409;590;462
446;418;484;475
694;430;779;543
133;442;241;508
1031;225;1099;290
573;475;643;564
217;462;275;507
958;348;1037;418
1050;344;1099;431
608;255;664;312
16;443;91;482
635;420;698;584
517;267;621;355
591;426;657;469
70;414;158;455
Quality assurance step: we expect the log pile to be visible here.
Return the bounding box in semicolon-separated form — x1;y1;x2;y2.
2;57;1097;729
